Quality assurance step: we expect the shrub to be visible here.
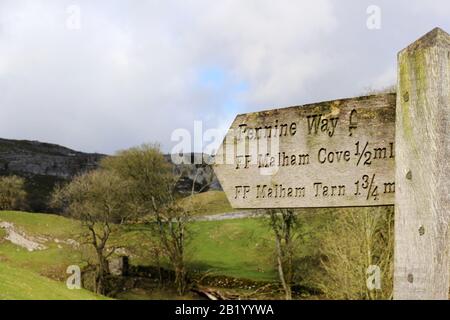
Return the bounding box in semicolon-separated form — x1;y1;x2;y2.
0;175;27;210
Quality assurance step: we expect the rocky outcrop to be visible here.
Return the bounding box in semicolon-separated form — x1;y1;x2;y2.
0;221;47;251
0;138;104;179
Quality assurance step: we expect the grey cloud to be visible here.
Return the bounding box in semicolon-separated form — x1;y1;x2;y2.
0;0;448;154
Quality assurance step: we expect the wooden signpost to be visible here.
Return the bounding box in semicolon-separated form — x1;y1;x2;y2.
213;28;450;299
394;28;450;300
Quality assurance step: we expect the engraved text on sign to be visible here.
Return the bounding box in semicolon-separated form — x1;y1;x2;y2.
213;94;396;209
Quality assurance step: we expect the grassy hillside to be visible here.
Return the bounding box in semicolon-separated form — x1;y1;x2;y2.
0;211;83;278
0;263;105;300
0;211;102;299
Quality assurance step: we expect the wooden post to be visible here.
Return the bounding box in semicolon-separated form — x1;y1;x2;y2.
394;28;450;299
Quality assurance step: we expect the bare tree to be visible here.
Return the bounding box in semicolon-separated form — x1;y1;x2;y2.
267;209;299;300
151;202;192;295
148;171;202;295
51;170;133;294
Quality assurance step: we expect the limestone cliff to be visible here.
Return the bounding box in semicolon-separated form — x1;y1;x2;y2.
0;138;221;213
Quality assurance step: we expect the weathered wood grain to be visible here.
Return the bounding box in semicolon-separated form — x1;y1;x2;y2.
394;28;450;300
213;94;396;209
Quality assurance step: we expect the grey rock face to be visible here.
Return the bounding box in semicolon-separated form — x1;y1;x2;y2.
166;153;222;194
0;138;104;179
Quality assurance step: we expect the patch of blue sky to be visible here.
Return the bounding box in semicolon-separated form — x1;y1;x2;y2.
197;66;249;115
198;66;227;89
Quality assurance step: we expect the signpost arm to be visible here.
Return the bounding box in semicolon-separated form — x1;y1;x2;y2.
394;28;450;299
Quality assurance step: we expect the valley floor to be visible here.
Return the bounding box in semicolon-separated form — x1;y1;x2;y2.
0;191;330;300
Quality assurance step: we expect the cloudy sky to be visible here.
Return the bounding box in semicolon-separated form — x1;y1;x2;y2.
0;0;449;154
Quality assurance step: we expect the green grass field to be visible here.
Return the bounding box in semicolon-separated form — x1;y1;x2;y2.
189;218;276;280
